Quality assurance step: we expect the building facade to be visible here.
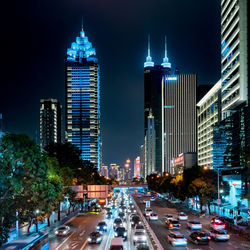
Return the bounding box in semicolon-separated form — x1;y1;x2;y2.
65;27;101;169
134;156;140;178
40;99;62;148
100;165;109;178
163;75;197;172
197;80;221;168
144;110;156;176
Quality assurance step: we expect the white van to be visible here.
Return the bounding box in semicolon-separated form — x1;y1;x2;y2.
109;237;124;250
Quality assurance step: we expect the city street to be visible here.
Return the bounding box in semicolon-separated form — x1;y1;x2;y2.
134;195;250;250
49;194;151;250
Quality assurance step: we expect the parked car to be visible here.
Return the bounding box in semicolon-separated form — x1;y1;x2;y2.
55;225;70;236
187;220;202;230
188;232;210;245
167;232;187;246
209;229;230;241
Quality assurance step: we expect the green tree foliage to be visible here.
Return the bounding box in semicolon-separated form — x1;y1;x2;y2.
0;134;63;245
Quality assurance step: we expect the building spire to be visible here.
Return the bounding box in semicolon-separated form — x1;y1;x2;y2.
144;34;154;68
161;36;171;69
81;16;84;32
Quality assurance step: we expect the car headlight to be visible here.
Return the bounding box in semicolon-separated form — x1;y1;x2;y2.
124;232;127;236
97;226;100;229
115;232;118;236
103;226;107;229
63;231;67;235
97;237;102;242
142;236;146;240
88;237;92;242
55;231;58;234
134;236;138;240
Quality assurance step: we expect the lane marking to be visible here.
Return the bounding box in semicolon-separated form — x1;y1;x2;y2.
79;239;87;250
54;232;76;250
79;230;85;237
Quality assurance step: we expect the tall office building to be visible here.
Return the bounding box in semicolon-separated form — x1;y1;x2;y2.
40;99;62;148
144;36;171;173
145;110;156;176
65;25;101;169
197;80;221;168
163;75;197;172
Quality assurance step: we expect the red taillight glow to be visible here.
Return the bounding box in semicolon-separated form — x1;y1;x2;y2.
208;236;211;240
197;237;201;240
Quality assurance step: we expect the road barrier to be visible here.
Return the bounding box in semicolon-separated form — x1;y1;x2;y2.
132;197;164;250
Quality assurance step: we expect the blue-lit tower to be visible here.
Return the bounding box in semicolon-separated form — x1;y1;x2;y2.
144;35;154;68
161;36;171;74
65;25;100;170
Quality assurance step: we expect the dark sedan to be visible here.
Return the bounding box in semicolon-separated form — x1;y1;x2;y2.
189;232;210;245
87;231;103;244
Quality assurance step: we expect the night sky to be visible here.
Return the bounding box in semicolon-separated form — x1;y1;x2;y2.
1;0;221;167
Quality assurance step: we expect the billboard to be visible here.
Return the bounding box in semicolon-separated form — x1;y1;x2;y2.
71;185;83;199
87;185;109;199
135;157;140;178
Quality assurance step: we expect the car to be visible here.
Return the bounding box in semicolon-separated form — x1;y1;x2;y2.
135;224;146;233
209;229;230;241
145;208;153;216
187;220;202;230
165;219;180;229
164;214;173;221
210;218;226;230
189;232;210;245
109;237;124;250
131;215;141;227
88;231;103;244
115;227;127;240
118;212;126;219
114;218;125;230
178;212;188;221
137;194;142;198
167;232;187;246
150;197;156;202
91;207;101;214
97;221;108;232
135;243;150;250
55;225;70;236
149;213;158;221
106;211;113;219
133;231;147;245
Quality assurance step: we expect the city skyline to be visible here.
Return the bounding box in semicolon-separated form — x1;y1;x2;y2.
0;0;221;166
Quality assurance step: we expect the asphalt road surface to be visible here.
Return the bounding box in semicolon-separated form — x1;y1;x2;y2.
133;195;250;250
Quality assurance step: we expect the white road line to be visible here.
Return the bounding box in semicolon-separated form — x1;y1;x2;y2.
79;230;85;237
54;232;76;250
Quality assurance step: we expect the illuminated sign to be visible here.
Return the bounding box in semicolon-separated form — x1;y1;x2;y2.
165;76;177;81
174;155;184;165
135;157;140;178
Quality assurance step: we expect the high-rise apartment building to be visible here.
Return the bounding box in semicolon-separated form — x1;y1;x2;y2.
65;26;101;169
221;0;248;118
100;165;109;178
144;37;171;173
145;110;156;176
109;163;119;180
197;80;221;168
163;75;197;172
40;99;62;148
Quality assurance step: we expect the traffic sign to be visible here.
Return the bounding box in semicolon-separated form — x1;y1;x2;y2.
146;200;150;208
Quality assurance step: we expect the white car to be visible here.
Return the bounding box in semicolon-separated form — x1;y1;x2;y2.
55;225;70;236
145;208;153;216
209;229;230;241
135;224;146;233
178;212;188;221
149;213;158;221
164;214;173;221
187;220;202;230
168;232;187;246
133;231;147;245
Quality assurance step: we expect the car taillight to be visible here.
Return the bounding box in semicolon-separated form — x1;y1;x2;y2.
197;237;201;240
169;224;173;227
223;225;226;228
227;235;230;238
208;236;211;240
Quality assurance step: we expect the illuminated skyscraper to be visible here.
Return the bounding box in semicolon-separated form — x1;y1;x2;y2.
65;25;100;169
144;36;171;173
40;99;62;148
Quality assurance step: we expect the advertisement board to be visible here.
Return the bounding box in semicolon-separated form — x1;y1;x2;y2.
87;185;109;199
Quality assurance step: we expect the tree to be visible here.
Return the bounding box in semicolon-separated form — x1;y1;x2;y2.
0;134;63;245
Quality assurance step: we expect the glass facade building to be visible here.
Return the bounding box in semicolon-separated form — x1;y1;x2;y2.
65;27;100;170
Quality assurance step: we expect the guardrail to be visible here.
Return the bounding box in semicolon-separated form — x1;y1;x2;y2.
132;197;164;250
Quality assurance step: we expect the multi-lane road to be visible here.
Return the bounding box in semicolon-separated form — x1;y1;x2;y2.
134;195;250;250
48;192;151;250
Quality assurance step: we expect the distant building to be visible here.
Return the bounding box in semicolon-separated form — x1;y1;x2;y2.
100;165;109;178
40;99;62;148
134;157;140;178
65;25;101;170
197;80;221;168
139;144;145;180
163;74;197;172
145;110;156;176
109;163;119;180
